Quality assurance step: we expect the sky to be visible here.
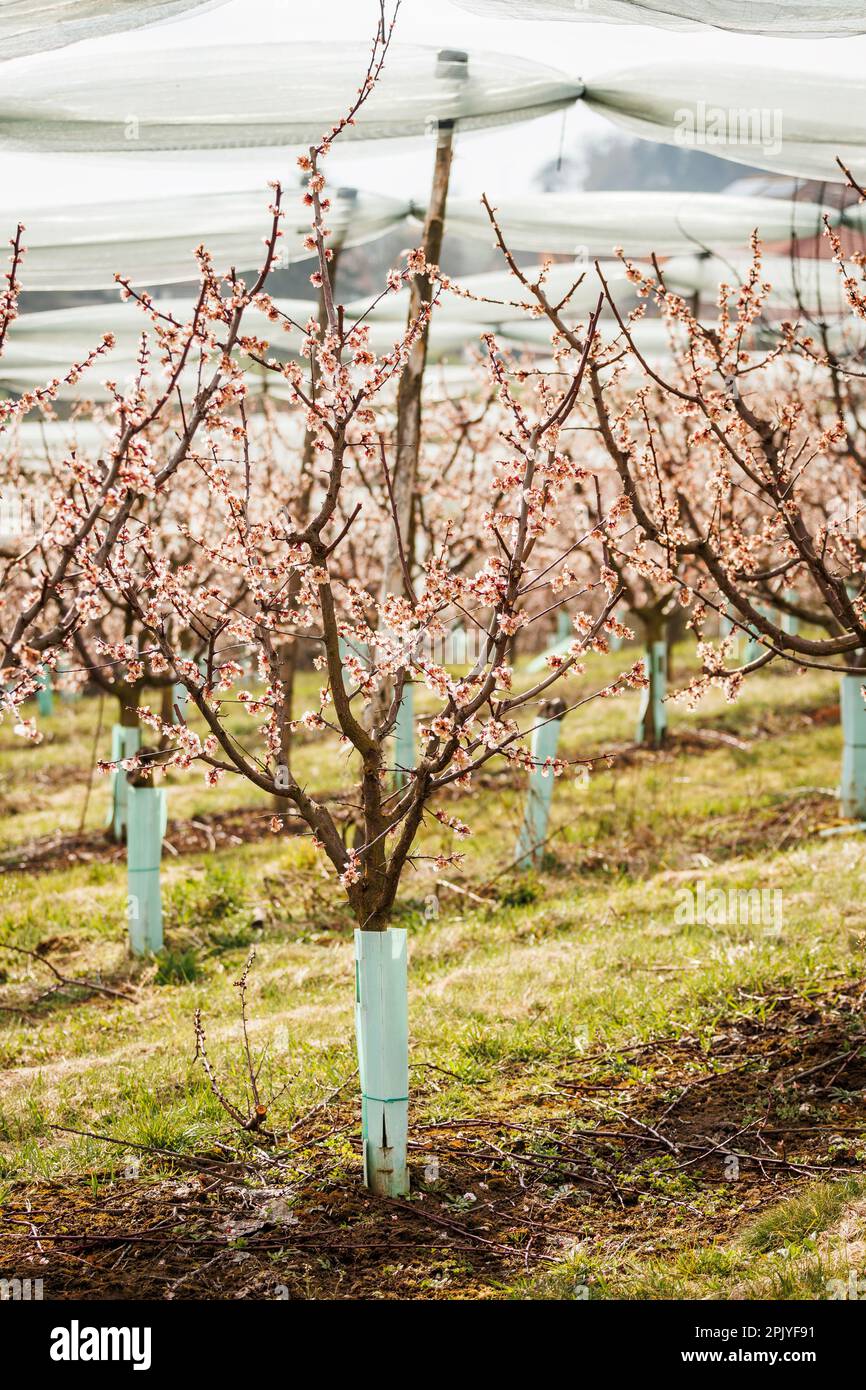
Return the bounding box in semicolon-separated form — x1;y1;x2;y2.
3;0;866;211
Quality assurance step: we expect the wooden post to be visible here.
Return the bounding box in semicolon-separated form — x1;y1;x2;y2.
380;58;459;610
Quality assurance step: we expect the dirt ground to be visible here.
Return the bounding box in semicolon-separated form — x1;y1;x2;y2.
3;977;863;1299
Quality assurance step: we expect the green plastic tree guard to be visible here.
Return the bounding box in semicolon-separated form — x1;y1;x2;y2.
781;590;799;636
55;667;80;703
127;784;167;955
515;706;565;869
742;629;762;662
528;611;573;673
355;927;409;1197
742;603;776;662
636;640;668;746
393;682;415;789
171;681;189;723
35;672;53;717
840;673;866;819
108;725;142;840
338;635;371;693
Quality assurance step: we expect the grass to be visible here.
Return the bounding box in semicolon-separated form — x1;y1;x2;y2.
0;643;864;1298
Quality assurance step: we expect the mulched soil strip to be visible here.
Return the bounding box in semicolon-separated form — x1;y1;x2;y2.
2;977;863;1299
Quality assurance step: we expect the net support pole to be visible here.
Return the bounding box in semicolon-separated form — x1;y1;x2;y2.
840;671;866;819
127;784;167;955
515;701;566;869
108;724;142;840
379;73;457;659
355;927;409;1198
636;640;668;747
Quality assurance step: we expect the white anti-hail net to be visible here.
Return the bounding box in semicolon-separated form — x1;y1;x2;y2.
450;1;866;38
434;192;841;258
0;0;230;62
0;185;411;291
0;43;582;152
581;64;866;183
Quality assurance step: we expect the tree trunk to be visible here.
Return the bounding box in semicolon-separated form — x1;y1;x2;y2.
119;685;142;729
159;684;173;724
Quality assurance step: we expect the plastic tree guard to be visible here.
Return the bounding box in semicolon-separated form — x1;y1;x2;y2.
840;673;866;819
127;784;167;955
515;705;565;868
338;635;371;693
742;603;775;662
781;591;799;636
108;725;141;840
355;928;409;1197
636;641;668;745
528;611;572;672
57;672;80;702
393;682;415;790
35;672;53;716
171;681;189;723
742;629;763;662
